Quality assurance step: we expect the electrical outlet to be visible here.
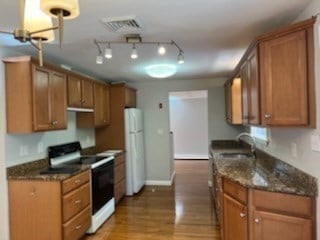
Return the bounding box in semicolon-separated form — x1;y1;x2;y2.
19;145;29;156
291;142;297;158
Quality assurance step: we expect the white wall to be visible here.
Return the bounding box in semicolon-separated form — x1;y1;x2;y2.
253;2;320;238
133;78;242;184
169;95;209;159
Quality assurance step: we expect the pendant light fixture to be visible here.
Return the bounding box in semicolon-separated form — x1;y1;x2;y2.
40;0;80;47
0;0;80;66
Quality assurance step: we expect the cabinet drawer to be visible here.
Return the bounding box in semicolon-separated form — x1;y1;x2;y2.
114;162;125;183
62;171;90;194
63;183;90;222
114;179;126;203
223;178;247;204
63;206;91;240
253;189;313;217
114;154;125;166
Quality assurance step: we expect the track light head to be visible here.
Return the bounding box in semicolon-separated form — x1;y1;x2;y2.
158;44;166;55
131;44;138;59
96;54;103;64
177;51;184;64
105;44;112;59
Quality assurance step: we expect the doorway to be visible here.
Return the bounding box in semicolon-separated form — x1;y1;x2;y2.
169;90;209;160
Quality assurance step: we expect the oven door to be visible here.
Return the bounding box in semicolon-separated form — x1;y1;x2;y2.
91;160;114;215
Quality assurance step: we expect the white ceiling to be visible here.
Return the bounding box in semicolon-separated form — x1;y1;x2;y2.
0;0;311;82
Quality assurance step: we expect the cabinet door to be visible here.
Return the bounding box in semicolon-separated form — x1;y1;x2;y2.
125;87;136;107
81;80;94;108
253;210;312;240
247;48;260;125
67;76;82;107
231;78;242;124
33;66;52;131
51;71;67;130
223;193;248;240
240;63;249;125
225;82;232;123
9;181;62;240
260;30;308;126
94;84;110;127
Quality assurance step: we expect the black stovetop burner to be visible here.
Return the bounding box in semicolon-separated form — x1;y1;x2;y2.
67;156;109;165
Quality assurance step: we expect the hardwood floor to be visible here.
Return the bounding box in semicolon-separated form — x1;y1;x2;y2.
84;160;221;240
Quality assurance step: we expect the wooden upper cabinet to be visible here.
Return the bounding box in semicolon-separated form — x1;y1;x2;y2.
225;77;242;125
67;75;94;109
125;87;137;108
247;48;260;125
240;63;249;125
33;67;67;131
260;30;310;126
229;17;315;128
76;82;110;128
240;46;260;126
4;57;67;133
94;83;110;127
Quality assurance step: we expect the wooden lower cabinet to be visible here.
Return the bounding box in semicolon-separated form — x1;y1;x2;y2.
114;153;126;203
9;170;91;240
219;177;316;240
223;193;248;240
252;210;312;240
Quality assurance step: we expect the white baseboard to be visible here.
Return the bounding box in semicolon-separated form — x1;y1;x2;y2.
174;154;209;159
145;180;172;186
145;172;176;186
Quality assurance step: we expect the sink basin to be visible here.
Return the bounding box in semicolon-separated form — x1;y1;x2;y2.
219;152;254;159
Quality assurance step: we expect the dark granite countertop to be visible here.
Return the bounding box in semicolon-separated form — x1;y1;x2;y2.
211;140;318;197
7;158;91;181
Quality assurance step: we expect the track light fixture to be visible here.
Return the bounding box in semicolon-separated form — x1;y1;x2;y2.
94;39;103;64
94;35;184;65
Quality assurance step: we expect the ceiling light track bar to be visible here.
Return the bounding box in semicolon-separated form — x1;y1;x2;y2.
94;39;183;52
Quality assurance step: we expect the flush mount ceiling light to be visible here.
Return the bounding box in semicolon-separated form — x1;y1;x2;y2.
94;34;184;64
145;64;177;78
0;0;80;66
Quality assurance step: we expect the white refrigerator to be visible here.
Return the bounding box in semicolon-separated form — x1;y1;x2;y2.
124;108;145;196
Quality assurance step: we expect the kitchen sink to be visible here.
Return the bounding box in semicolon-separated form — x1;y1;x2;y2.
219;152;254;159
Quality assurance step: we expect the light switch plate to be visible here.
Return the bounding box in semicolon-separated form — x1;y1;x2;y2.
311;135;320;152
291;142;297;158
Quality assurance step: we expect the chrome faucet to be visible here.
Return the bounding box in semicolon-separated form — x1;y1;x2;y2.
236;132;256;153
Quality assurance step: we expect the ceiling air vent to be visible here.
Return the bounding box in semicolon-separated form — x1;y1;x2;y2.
100;15;143;33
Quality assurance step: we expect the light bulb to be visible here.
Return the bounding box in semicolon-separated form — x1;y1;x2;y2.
131;45;138;59
158;45;166;55
96;55;103;64
177;51;184;64
105;47;112;59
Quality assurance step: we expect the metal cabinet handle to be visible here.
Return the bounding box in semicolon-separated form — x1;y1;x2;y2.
240;212;246;218
75;225;82;230
264;113;272;119
74;200;82;205
255;218;260;223
51;120;58;126
74;179;81;184
103;119;107;123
